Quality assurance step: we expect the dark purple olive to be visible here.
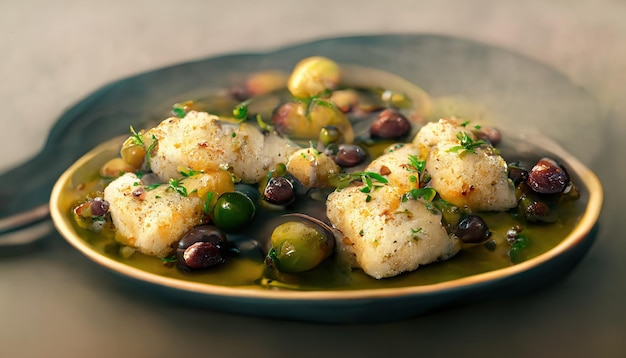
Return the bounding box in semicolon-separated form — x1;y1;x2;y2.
474;126;501;146
89;197;109;217
332;144;367;167
526;158;569;194
182;242;224;269
176;225;229;271
369;109;411;139
455;215;491;244
263;177;295;206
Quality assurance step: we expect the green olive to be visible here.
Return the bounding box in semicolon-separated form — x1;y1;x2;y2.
212;192;256;232
287;56;340;99
319;126;342;146
268;220;335;273
120;136;146;169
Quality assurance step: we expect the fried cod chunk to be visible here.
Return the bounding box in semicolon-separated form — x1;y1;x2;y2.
414;118;517;211
103;173;205;258
365;143;420;193
146;111;298;183
326;185;460;279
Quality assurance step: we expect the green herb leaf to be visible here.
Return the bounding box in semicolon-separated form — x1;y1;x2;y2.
410;227;423;239
402;188;438;202
329;171;388;193
145;183;161;191
145;134;158;167
168;178;188;197
179;167;202;177
447;131;488;155
233;100;250;120
129;126;144;146
160;255;177;263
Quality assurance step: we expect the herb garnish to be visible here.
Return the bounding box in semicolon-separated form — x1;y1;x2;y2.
447;131;487;155
406;154;425;174
144;134;158;167
233;100;251;120
129;126;144;146
402;188;437;202
410;227;423;239
179;167;203;177
330;171;389;192
168;178;188;197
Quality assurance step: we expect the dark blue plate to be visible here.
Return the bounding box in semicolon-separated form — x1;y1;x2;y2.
10;34;606;322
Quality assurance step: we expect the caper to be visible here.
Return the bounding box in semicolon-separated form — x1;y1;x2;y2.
176;225;229;271
369;108;411;139
526;157;569;194
267;219;335;273
287;56;340;99
263;177;295;206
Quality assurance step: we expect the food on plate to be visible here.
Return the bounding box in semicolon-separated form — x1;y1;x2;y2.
69;56;582;289
414;117;518;211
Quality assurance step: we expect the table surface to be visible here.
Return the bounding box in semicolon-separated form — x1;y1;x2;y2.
2;1;625;357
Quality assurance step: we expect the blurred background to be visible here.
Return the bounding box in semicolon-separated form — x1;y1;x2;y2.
1;0;623;173
1;1;624;357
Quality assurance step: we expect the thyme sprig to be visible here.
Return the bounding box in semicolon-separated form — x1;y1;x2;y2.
129;126;144;146
447;131;487;155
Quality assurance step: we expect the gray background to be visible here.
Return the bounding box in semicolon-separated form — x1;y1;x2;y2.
1;1;625;357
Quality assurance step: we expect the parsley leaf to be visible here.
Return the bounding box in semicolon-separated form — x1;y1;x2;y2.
168;178;188;197
402;188;438;202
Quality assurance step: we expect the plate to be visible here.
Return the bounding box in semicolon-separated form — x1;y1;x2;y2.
48;34;603;323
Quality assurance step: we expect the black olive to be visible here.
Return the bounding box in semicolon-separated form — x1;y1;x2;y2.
90;198;109;217
455;215;491;244
332;144;366;167
176;225;229;271
526;157;569;194
263;177;295;206
182;242;224;269
369;109;411;139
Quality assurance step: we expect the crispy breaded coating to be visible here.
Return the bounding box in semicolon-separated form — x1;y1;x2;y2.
365;143;420;193
414;118;517;211
326;185;460;279
103;173;204;258
146;111;297;183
